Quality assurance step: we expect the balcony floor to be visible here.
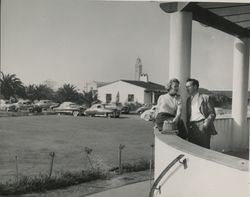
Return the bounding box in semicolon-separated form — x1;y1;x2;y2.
87;180;150;197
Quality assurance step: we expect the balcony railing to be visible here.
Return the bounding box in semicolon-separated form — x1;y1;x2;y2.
211;116;250;151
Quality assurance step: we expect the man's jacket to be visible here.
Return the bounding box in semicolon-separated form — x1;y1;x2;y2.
186;93;217;135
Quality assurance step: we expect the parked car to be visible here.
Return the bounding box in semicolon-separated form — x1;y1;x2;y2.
121;105;130;114
54;102;86;116
136;104;152;114
140;105;158;121
84;104;120;118
35;100;59;110
0;99;17;111
14;99;34;112
105;102;123;110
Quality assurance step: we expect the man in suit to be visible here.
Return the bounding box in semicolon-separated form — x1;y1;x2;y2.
186;78;217;149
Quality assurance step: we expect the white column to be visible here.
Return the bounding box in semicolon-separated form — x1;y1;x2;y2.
168;11;192;119
232;37;250;151
152;92;155;104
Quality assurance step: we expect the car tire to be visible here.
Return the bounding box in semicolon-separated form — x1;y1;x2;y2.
73;111;79;117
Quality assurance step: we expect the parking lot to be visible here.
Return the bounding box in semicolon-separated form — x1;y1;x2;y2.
0;114;154;181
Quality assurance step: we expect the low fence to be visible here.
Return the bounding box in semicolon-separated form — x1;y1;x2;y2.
211;116;250;151
0;144;155;183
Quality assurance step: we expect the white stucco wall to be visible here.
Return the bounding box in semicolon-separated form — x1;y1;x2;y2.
154;133;249;197
97;81;146;104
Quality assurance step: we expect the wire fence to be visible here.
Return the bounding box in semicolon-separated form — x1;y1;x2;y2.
0;143;155;183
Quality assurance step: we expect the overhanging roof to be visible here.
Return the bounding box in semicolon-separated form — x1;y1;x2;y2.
121;80;166;92
160;2;250;38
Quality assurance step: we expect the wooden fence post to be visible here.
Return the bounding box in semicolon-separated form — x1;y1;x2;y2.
49;152;55;178
118;144;125;174
15;155;18;183
84;147;94;170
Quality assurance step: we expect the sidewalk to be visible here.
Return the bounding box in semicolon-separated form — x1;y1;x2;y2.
87;180;150;197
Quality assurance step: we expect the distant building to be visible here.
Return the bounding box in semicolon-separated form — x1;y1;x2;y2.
134;57;143;80
139;73;149;82
97;79;166;104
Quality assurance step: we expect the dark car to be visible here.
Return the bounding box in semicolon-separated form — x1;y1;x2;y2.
54;102;86;116
136;104;152;114
121;106;130;114
35;100;59;110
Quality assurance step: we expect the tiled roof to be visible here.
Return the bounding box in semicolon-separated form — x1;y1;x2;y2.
121;80;166;92
96;81;111;88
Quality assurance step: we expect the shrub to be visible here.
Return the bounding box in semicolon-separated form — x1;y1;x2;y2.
0;169;105;196
122;159;153;173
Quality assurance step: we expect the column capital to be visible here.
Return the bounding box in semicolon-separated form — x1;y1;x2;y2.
160;2;191;13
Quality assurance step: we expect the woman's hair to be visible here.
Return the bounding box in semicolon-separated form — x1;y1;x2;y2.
166;78;180;92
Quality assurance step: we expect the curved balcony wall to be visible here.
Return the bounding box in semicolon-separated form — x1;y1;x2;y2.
154;131;249;197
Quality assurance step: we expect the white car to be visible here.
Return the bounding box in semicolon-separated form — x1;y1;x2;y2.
14;99;34;111
140;105;158;121
84;104;120;118
0;99;17;111
54;102;86;116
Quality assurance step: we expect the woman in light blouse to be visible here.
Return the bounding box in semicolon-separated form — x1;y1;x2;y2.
155;78;187;139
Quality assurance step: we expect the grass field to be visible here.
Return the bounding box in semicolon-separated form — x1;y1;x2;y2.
0;115;154;182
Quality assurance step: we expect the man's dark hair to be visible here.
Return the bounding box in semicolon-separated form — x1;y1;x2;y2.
186;78;199;88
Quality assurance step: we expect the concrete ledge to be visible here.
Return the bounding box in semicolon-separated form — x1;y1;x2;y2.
155;131;248;171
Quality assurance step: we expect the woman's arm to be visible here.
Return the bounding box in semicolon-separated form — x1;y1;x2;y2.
154;95;162;117
172;96;182;124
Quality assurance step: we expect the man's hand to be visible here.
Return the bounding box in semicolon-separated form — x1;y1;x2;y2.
202;122;209;131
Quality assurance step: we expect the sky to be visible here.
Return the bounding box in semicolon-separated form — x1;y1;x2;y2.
1;0;239;90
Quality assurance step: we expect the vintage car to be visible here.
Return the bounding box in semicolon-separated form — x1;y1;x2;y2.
0;99;17;111
84;103;120;118
121;105;130;114
54;102;86;116
14;99;34;111
35;100;59;110
140;105;158;121
136;103;153;114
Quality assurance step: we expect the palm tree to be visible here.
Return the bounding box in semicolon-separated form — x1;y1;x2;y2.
82;91;99;107
25;84;55;101
56;83;80;103
0;72;25;99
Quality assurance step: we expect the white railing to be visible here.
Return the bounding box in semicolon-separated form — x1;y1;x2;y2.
211;117;233;151
211;116;250;151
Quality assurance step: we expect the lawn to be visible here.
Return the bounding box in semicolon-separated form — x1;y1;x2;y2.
0;115;154;182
